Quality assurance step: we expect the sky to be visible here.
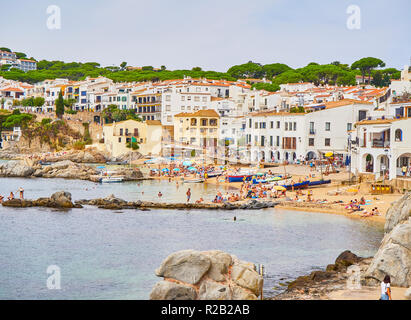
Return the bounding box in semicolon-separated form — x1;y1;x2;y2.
0;0;410;71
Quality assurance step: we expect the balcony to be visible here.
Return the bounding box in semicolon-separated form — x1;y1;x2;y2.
309;129;316;135
372;139;390;148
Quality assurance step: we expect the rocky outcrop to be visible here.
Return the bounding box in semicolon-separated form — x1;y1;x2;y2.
76;196;279;210
288;251;363;291
2;191;81;209
365;192;411;287
0;160;35;177
150;250;263;300
385;192;411;233
40;148;109;163
0;160;144;182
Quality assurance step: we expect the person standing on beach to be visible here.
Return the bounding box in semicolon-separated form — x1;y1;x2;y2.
380;275;392;300
186;188;191;203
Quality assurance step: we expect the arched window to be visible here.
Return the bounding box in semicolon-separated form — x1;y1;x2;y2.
395;129;403;142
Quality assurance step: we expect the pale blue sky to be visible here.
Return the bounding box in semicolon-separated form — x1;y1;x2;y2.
0;0;409;71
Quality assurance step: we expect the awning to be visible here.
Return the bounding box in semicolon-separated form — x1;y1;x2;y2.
370;126;390;133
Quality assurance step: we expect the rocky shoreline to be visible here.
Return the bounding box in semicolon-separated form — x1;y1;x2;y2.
0;159;144;182
2;193;279;211
273;192;411;300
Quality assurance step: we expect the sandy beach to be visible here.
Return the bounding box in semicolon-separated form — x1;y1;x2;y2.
136;160;404;223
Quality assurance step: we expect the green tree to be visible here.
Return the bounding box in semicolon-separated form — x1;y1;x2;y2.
227;62;263;78
120;61;127;70
261;63;291;78
351;57;385;83
15;52;27;59
55;91;65;118
33;97;45;107
192;67;202;71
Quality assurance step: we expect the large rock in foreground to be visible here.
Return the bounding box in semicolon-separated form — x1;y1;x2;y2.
150;250;263;300
365;192;411;287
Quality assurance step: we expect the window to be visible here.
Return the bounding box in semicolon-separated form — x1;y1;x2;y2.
270;121;274;129
285;122;288;131
202;97;207;102
309;122;315;134
194;96;200;102
270;136;273;146
166;95;171;101
293;122;297;131
347;123;352;131
325;138;330;146
119;128;123;136
118;137;121;143
187;96;191;101
276;136;280;146
181;106;185;110
309;138;314;146
395;129;403;141
167;115;172;122
249;119;252;128
277;121;280;129
181;96;185;101
261;136;265;147
255;122;258;129
325;122;330;131
166;105;171;111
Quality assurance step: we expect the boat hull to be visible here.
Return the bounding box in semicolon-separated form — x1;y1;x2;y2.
228;175;253;183
282;181;310;190
308;179;331;186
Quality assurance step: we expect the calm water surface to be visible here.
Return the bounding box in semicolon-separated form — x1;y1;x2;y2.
0;177;383;299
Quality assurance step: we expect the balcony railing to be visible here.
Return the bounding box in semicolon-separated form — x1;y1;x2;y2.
372;140;390;148
309;129;315;134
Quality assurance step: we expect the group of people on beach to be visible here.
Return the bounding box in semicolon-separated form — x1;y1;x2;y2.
0;187;24;203
344;197;380;217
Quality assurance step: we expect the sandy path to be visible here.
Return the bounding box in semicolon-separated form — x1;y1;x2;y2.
327;286;408;300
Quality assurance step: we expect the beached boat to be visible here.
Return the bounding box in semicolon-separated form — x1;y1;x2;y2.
282;180;310;190
308;179;331;187
252;175;291;184
205;171;223;178
228;175;253;183
106;160;128;165
100;176;124;183
39;160;52;166
183;179;205;183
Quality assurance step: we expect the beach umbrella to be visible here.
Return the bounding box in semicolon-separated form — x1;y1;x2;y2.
173;168;180;171
152;168;158;171
325;152;334;158
188;167;197;171
182;160;192;166
273;186;286;191
162;168;169;172
96;166;106;169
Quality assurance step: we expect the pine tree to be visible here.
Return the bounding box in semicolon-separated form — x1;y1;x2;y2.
55;91;64;118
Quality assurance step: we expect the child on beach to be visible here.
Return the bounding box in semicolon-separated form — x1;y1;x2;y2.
186;188;191;202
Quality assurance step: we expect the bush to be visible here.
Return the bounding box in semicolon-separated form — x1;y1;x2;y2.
73;141;86;150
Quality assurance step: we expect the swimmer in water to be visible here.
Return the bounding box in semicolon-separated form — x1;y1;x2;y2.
158;191;163;198
233;216;237;221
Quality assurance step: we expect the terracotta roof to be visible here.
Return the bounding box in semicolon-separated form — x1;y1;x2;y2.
324;99;373;109
146;120;162;125
174;109;220;118
0;87;23;92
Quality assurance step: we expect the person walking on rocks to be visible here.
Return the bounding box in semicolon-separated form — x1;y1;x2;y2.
186;188;191;203
380;275;392;300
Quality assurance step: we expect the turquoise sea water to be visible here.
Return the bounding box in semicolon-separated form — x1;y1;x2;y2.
0;177;383;299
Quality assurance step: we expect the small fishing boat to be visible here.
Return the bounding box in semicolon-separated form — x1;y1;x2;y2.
183;178;205;183
308;179;331;187
228;175;253;183
205;171;223;178
39;160;52;166
282;180;310;190
100;176;124;183
252;175;291;184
